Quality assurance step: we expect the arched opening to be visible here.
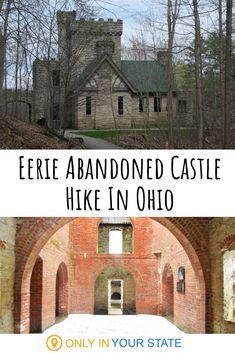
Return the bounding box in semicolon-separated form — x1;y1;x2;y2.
162;263;174;317
98;218;133;254
111;292;121;300
222;241;235;322
94;267;136;315
29;256;43;333
7;100;32;122
55;263;68;318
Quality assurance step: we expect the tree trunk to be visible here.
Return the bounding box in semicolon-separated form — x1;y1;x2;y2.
193;0;204;148
0;0;4;14
0;0;13;113
14;8;21;117
167;0;174;147
0;31;6;111
223;0;233;148
218;0;225;136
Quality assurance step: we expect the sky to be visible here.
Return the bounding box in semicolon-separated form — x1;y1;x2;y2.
95;0;152;41
96;0;221;47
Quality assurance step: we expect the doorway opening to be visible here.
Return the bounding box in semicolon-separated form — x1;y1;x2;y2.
55;262;69;318
29;256;43;333
162;263;174;317
108;279;123;314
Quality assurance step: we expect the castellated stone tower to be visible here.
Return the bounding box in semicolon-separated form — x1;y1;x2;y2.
33;12;123;125
57;11;123;84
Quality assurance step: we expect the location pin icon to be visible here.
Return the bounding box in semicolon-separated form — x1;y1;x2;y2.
51;337;58;349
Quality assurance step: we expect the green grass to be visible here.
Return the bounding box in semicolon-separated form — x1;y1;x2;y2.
70;127;197;139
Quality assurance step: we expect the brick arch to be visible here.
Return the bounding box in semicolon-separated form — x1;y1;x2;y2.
14;217;209;333
29;256;43;333
162;263;174;317
221;234;235;252
56;262;69;317
153;218;208;279
94;266;136;315
153;218;208;332
14;217;74;333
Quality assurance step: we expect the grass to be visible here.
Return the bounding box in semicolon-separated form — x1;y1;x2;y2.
69;127;197;139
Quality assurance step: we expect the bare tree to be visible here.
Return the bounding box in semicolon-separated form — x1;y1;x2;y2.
218;0;225;134
224;0;233;148
0;0;13;110
0;0;103;119
167;0;182;147
192;0;204;148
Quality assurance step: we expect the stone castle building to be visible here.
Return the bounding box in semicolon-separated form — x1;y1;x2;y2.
33;11;192;130
1;217;235;334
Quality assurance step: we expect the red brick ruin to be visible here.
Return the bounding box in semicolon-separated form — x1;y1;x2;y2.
13;217;211;334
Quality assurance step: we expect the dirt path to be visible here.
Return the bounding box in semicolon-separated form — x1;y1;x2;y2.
65;131;122;149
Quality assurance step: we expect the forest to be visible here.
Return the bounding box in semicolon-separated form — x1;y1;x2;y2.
0;0;234;149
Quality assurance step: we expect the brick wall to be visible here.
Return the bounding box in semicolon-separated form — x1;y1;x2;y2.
151;219;204;332
68;218;204;332
0;218;16;333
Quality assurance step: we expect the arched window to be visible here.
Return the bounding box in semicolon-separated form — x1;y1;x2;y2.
223;243;235;322
177;266;186;294
98;218;133;254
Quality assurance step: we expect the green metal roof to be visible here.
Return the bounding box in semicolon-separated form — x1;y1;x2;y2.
73;56;176;94
121;60;175;93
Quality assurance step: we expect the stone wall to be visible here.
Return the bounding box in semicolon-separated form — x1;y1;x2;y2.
33;59;59;124
209;218;235;333
0;218;16;333
74;68;193;130
2;90;34;123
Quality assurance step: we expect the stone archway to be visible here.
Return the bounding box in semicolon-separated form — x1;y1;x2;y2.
29;256;43;333
7;100;32;122
56;262;68;317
